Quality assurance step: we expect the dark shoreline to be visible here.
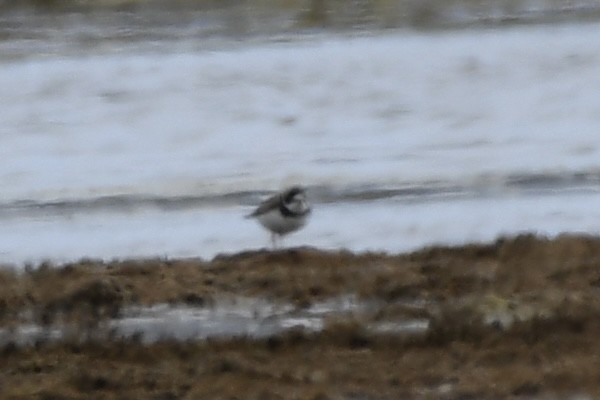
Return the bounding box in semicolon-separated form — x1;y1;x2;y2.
2;234;600;398
2;0;600;36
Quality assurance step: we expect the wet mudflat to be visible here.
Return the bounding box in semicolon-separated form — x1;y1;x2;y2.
2;234;600;399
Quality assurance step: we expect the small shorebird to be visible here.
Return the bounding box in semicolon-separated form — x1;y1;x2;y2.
246;186;311;248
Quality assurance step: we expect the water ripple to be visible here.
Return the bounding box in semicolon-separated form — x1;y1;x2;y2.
1;170;600;219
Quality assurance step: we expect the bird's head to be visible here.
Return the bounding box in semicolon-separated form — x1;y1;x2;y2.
283;186;310;214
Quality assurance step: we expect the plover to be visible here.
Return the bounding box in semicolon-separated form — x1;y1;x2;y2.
246;186;311;248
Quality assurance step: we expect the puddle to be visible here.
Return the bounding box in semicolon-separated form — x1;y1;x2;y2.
369;320;430;335
113;298;306;342
0;296;430;345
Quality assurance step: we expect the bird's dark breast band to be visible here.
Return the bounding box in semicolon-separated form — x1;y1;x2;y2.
279;202;310;218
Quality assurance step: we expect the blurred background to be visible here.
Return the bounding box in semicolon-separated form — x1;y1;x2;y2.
1;0;600;265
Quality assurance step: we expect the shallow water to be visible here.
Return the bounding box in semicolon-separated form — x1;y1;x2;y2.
1;11;600;265
0;296;429;344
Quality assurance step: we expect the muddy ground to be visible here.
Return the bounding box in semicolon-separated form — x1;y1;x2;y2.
2;234;600;399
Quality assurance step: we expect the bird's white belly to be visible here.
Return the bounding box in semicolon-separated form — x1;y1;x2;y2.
257;209;307;235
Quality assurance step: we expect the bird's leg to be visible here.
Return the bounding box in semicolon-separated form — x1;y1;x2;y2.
271;233;278;249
